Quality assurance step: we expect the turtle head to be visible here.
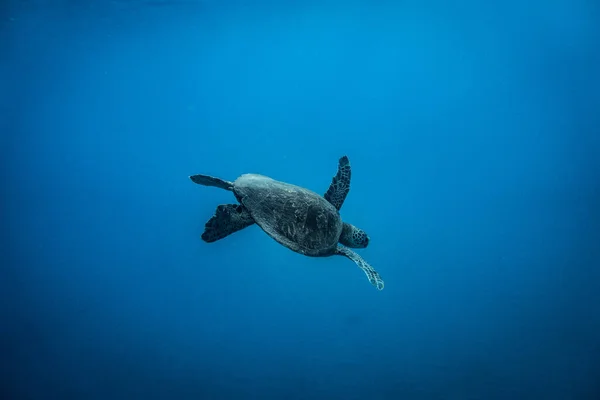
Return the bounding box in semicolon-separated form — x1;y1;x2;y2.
339;222;370;248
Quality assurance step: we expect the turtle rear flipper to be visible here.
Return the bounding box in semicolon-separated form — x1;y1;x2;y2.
324;156;351;210
202;204;255;242
190;174;234;191
336;245;384;290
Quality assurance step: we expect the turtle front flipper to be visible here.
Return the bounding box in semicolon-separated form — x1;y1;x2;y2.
336;245;384;290
202;204;255;243
324;155;351;211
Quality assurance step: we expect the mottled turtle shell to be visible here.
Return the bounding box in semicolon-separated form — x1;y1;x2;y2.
233;174;342;257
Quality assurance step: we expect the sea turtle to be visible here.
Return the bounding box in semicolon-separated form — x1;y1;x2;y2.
189;156;384;290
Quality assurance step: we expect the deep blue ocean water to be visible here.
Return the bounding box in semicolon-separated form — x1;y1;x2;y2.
2;0;599;399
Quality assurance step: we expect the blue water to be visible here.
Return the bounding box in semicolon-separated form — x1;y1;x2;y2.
2;1;599;399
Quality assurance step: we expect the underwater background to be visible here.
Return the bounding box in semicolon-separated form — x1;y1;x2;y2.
2;0;599;399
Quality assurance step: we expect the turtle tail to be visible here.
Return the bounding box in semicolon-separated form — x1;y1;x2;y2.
189;174;234;191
